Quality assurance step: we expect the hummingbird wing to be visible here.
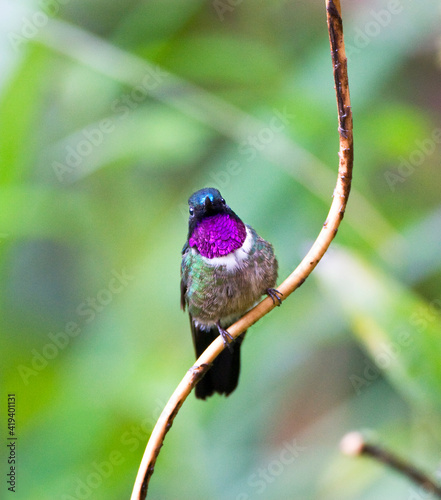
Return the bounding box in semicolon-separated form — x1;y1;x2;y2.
180;244;189;311
180;276;187;312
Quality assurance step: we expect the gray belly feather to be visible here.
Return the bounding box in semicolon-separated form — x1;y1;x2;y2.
184;227;278;325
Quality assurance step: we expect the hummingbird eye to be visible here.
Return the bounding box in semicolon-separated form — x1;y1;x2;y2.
189;207;194;216
221;198;226;205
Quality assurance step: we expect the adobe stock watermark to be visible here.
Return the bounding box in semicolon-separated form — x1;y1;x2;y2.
16;268;134;385
238;108;292;163
52;119;116;183
8;0;71;51
350;298;441;395
410;298;441;334
61;397;167;500
345;0;404;58
61;450;125;500
119;398;168;453
236;438;306;499
52;64;168;184
178;107;292;219
384;128;441;192
214;0;405;46
349;329;414;395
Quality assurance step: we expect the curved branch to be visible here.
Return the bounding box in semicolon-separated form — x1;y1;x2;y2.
341;432;441;497
131;1;352;498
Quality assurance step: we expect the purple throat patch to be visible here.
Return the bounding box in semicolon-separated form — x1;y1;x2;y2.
189;214;247;259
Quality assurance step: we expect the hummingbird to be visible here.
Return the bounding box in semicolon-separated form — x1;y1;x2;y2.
180;187;281;399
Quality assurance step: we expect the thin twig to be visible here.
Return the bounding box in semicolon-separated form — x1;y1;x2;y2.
131;1;353;498
341;432;441;497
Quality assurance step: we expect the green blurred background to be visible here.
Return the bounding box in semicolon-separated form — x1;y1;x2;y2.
1;0;441;498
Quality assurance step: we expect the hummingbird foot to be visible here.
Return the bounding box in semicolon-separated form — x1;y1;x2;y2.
266;288;283;306
216;321;235;352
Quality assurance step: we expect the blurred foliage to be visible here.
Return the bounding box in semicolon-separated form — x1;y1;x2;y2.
1;0;441;499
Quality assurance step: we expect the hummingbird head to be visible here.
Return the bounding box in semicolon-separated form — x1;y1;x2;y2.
186;188;246;258
188;187;228;220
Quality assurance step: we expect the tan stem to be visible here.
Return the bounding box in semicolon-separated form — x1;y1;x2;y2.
131;1;352;498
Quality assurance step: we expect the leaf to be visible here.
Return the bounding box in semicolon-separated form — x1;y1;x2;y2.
0;45;50;184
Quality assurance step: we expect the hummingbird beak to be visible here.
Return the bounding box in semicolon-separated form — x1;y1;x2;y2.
204;196;214;212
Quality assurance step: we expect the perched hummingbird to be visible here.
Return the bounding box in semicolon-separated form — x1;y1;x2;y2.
180;187;281;399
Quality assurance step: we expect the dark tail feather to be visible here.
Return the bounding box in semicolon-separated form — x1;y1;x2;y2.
190;318;245;400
